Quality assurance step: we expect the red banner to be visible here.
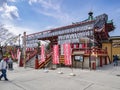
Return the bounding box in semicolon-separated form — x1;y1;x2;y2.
53;45;59;64
63;43;72;66
17;48;20;60
11;51;15;60
41;45;45;62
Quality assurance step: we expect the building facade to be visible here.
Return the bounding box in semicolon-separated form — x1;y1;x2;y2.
24;12;115;69
102;36;120;62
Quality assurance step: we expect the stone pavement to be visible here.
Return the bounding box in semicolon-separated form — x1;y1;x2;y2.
0;62;120;90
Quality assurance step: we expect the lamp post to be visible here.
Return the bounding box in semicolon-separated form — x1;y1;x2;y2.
19;34;21;47
89;32;91;70
89;29;95;70
90;27;98;70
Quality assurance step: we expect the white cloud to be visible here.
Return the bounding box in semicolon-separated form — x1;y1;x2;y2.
0;0;19;20
4;24;35;35
29;0;37;5
8;0;16;2
29;0;73;24
42;25;56;30
29;0;61;12
115;8;120;13
0;22;38;46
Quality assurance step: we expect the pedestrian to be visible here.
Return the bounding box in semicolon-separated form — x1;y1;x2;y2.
0;57;9;81
115;55;118;66
8;57;13;70
113;55;118;66
113;55;115;66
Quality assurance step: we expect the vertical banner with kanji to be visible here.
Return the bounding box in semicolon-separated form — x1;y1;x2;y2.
41;44;45;62
53;45;59;64
18;52;21;66
17;48;20;60
63;43;72;66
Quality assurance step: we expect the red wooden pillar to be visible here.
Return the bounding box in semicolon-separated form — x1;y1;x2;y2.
92;62;96;70
76;43;79;48
100;56;103;67
19;58;23;67
35;58;39;69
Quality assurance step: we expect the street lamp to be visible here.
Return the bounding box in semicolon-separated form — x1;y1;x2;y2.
19;34;21;47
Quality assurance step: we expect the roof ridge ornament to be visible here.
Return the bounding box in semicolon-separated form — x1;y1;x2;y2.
88;11;93;21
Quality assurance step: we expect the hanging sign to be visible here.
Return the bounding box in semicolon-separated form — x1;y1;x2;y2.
63;43;72;66
41;45;45;62
53;45;59;64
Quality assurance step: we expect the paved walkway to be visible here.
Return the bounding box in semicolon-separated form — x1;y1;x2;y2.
0;62;120;90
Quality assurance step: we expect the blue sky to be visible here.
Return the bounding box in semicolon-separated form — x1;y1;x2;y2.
0;0;120;36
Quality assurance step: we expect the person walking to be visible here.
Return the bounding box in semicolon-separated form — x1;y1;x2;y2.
8;57;13;70
0;57;9;81
113;55;118;66
115;55;118;66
